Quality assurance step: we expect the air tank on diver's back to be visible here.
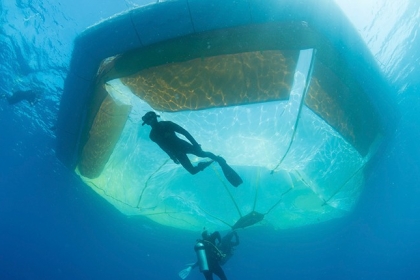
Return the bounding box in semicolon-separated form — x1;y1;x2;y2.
194;242;209;272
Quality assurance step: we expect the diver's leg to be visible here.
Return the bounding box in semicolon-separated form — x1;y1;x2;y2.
213;265;227;280
203;271;213;280
177;153;212;174
193;149;225;164
176;154;198;174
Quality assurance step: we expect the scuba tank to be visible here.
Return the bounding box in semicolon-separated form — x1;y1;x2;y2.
194;242;209;272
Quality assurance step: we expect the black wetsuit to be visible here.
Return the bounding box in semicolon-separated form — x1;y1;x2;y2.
149;120;220;174
202;232;227;280
5;90;39;105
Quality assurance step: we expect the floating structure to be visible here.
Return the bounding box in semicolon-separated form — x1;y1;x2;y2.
56;0;397;231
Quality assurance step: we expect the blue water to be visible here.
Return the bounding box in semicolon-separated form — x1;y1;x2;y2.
1;0;420;279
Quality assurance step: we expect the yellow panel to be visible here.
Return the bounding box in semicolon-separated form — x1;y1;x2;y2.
121;51;294;111
305;58;381;156
78;92;132;178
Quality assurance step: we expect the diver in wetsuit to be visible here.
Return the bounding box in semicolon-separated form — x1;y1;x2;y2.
141;111;224;174
179;230;240;280
200;230;228;280
2;90;40;105
142;111;243;186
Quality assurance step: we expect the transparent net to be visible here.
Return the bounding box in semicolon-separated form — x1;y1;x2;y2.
76;49;373;231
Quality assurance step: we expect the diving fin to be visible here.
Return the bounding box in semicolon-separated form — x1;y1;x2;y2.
178;266;192;279
217;157;243;187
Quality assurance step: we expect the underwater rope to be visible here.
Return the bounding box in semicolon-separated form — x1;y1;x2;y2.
252;168;260;211
88;181;135;208
271;49;316;174
322;162;366;206
196;204;232;228
136;158;170;208
265;172;295;215
211;164;242;217
265;187;293;215
202;240;227;260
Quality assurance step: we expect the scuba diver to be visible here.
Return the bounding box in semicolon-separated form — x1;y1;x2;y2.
179;230;240;280
142;111;243;187
2;90;40;106
196;230;227;280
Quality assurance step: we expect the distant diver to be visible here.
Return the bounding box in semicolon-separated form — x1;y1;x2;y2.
179;230;239;280
2;90;40;106
142;111;243;187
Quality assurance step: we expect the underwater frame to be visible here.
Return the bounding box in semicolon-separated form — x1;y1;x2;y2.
56;0;396;231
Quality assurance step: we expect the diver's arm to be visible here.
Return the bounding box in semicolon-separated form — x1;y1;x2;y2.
171;122;200;148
